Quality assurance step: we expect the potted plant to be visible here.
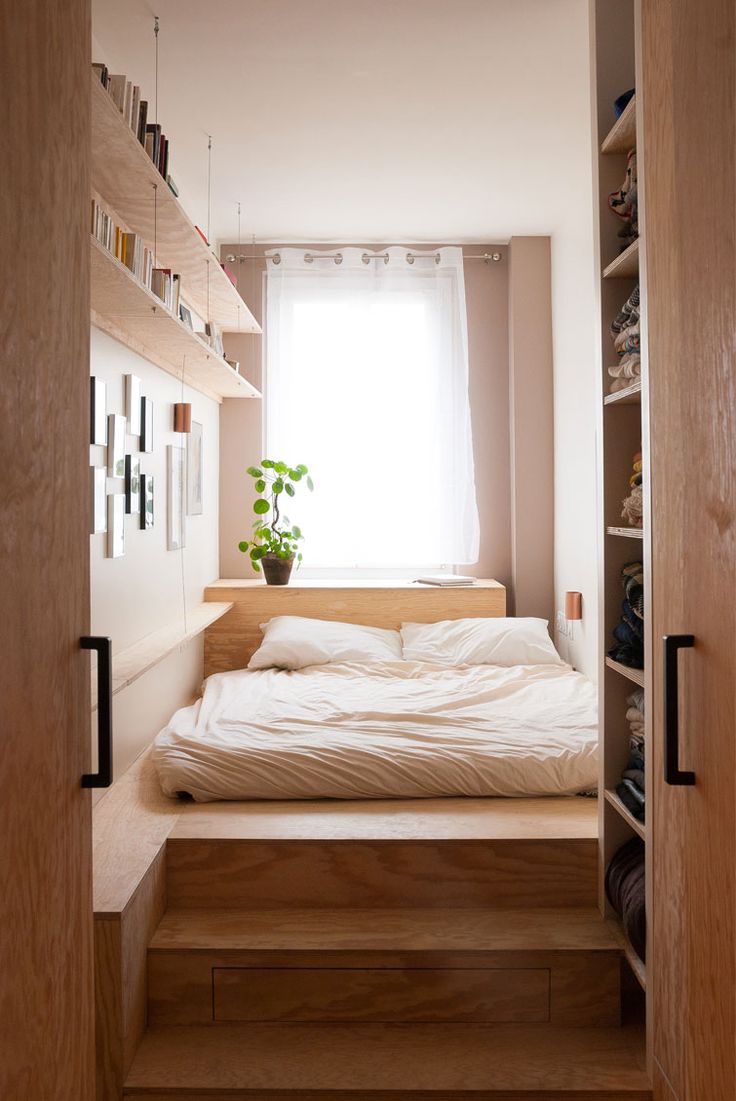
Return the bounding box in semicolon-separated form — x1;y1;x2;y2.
238;459;313;585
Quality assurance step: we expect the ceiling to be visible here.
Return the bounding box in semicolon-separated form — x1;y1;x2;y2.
92;0;593;246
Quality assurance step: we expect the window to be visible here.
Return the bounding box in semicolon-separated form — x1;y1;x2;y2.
265;246;479;571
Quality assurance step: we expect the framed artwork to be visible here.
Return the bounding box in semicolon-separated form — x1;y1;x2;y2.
140;474;154;530
205;320;224;356
179;304;193;330
167;444;186;551
106;494;125;558
125;374;142;436
187;421;203;515
124;454;141;514
90;377;107;445
107;414;126;478
140;396;154;453
91;467;106;534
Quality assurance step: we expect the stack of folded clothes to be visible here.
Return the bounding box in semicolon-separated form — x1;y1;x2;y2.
608;284;641;394
608;149;638;252
608;561;644;668
621;451;643;527
605;837;646;962
617;689;645;821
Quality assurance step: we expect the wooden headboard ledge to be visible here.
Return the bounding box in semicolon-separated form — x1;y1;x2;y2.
203;579;506;677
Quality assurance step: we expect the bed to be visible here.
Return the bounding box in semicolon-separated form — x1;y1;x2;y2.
153;602;598;802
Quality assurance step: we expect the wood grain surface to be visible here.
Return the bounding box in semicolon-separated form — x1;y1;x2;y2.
203;579;506;675
0;1;95;1097
123;1021;650;1094
165;837;597;910
642;0;736;1098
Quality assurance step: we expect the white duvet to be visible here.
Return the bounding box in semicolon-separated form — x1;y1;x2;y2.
152;660;598;802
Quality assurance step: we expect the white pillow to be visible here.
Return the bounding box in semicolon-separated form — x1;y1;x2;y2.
248;615;403;670
400;617;563;667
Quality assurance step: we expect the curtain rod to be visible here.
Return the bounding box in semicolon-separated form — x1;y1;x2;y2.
224;250;503;265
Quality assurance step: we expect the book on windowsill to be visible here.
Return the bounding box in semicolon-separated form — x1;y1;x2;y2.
415;575;477;587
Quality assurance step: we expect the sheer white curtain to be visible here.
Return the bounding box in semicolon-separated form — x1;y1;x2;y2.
265;246;479;569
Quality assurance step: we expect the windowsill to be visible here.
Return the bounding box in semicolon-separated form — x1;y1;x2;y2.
207;578;503;590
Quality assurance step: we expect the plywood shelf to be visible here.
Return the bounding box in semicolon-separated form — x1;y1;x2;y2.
91;601;233;711
604;789;646;841
607;918;646;991
90;238;261;401
91;73;259;334
603;238;640;279
604;380;641;405
606;526;644;539
605;656;645;687
601;95;637;154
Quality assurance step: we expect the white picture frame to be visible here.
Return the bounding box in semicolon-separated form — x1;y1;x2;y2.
91;467;106;534
106;494;125;558
140;474;154;530
187;421;203;515
90;377;107;445
125;454;141;515
167;444;186;551
125;374;142;436
140;396;154;454
107;414;126;478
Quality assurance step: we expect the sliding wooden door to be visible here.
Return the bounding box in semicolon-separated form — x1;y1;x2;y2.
641;0;736;1097
0;1;94;1097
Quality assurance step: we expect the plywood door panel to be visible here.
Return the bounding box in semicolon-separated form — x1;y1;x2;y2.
0;0;94;1097
641;0;736;1097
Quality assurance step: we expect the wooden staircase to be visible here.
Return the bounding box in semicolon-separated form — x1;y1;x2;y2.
121;801;651;1099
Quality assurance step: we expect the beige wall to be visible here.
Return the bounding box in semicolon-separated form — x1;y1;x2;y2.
508;237;555;622
89;327;220;778
219;243;514;590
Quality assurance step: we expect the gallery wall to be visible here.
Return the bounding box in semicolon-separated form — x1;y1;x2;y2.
89;327;220;778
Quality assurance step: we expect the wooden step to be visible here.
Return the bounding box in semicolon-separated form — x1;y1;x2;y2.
124;1022;651;1097
147;908;621;1028
165;837;597;910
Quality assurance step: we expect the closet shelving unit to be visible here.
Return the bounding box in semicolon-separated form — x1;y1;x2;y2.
89;73;261;401
593;0;648;1000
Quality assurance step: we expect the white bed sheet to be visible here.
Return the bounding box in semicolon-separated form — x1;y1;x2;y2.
152;660;598;803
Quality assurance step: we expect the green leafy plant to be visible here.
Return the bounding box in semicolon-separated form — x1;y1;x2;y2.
238;459;314;572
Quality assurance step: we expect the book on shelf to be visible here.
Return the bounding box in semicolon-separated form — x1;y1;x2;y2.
415;575;477;587
90;199;154;291
93;63;172;181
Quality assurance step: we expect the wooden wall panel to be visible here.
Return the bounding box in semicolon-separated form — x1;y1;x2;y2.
0;1;94;1098
203;579;506;675
642;0;736;1098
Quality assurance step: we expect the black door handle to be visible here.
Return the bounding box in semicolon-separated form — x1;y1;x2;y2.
663;634;696;786
81;636;113;788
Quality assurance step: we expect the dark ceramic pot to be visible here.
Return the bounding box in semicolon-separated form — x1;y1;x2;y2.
262;554;295;586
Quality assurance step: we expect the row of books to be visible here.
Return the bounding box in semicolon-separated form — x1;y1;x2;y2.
91;199;180;315
92;63;177;194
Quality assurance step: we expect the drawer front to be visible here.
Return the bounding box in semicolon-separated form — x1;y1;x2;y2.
213;966;550;1023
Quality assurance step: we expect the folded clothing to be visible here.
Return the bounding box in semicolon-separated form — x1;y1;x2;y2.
605;837;646;962
621;452;644;527
608;561;644;667
617;777;645;821
608;151;638;248
611;286;640;336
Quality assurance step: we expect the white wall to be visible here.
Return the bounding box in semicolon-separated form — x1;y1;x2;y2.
89;327;220;778
548;1;599;679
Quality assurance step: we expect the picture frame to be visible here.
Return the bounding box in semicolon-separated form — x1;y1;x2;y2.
186;421;203;515
179;303;193;330
140;396;154;453
167;444;186;551
124;454;141;514
205;320;224;357
140;473;154;530
91;467;106;534
90;377;107;445
125;374;142;436
107;413;126;478
106;494;125;558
